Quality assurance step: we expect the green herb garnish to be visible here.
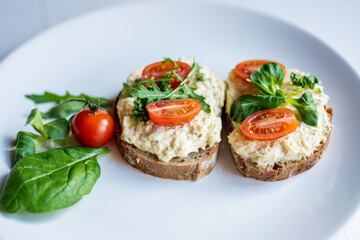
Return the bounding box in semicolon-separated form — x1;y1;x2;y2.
230;62;318;127
123;58;210;123
290;72;319;89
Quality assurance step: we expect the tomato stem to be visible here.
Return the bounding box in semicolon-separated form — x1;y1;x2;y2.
59;96;100;115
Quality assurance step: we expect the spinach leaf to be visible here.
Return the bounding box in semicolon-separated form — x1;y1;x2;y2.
44;118;70;139
248;62;284;96
286;91;318;127
26;91;113;107
14;132;37;166
230;95;285;122
290;72;319;89
0;147;110;213
26;109;47;137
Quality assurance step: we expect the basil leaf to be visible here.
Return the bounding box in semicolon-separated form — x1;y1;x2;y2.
26;91;113;107
26;109;47;137
0;147;110;213
290;72;319;89
286;91;318;127
44;118;70;139
248;62;284;96
230;95;285;122
14;132;37;166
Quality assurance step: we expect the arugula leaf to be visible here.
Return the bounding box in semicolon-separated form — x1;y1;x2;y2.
290;72;319;89
44;118;70;139
182;84;211;112
162;58;179;70
230;95;285;122
286;91;318;127
128;83;166;102
248;62;284;96
26;109;47;137
125;60;211;123
26;92;114;119
26;91;113;106
0;147;109;213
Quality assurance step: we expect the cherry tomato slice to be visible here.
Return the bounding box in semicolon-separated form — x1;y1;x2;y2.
141;61;191;89
71;109;115;147
146;99;202;126
241;108;298;141
234;60;286;84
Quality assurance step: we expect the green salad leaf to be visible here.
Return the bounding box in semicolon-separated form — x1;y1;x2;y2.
44;118;70;139
41;101;84;119
290;72;319;89
247;62;284;96
0;147;109;213
286;92;318;127
14;132;37;166
13;108;72;166
26;108;47;137
230;95;285;122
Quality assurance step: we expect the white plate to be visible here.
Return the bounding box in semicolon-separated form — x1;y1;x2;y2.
0;1;359;240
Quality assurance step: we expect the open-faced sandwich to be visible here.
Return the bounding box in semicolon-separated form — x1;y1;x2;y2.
226;60;332;181
115;57;225;180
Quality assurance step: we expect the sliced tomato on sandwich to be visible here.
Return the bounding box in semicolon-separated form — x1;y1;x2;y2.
142;61;191;89
146;99;202;126
241;108;298;141
234;60;286;84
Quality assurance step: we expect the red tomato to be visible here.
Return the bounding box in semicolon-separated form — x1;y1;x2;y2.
71;109;115;147
141;61;191;89
146;99;202;126
234;60;286;84
241;108;298;141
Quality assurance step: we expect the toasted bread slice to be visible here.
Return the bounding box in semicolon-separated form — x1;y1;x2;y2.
227;106;332;182
114;94;219;180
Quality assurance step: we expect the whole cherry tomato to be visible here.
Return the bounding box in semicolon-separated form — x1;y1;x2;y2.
71;108;115;147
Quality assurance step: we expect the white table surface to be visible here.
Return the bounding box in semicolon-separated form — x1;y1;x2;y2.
0;0;359;239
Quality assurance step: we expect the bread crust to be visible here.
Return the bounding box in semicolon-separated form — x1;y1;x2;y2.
114;94;219;180
227;107;333;182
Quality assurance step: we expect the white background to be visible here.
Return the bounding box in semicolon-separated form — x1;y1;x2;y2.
0;0;359;239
